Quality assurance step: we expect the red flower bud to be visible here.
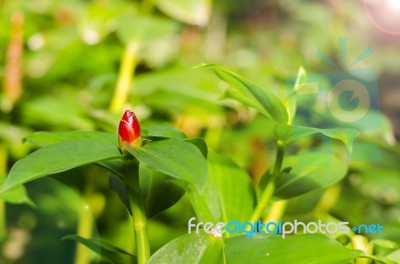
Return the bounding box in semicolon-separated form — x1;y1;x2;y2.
118;110;142;150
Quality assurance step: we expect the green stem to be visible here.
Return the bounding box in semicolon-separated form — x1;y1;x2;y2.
0;146;7;241
129;166;150;264
109;43;138;113
249;141;285;223
74;175;95;264
263;200;288;223
74;203;93;264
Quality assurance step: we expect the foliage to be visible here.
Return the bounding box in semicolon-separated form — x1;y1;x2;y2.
0;0;399;264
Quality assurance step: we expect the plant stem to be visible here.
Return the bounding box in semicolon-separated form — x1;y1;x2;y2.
313;184;341;217
74;175;96;264
263;200;288;223
109;43;139;113
249;141;285;222
271;141;285;178
129;167;150;264
0;146;7;241
74;203;93;264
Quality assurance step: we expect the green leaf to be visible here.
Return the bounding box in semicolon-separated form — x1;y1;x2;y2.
117;15;177;47
273;152;348;199
387;249;400;263
148;232;225;264
62;235;136;264
1;140;122;193
140;165;187;218
195;64;288;124
142;125;187;139
274;123;359;153
184;137;208;158
155;0;211;26
188;151;255;223
285;66;306;124
124;139;207;192
24;131;116;147
109;173;131;215
224;234;363;264
0;177;34;206
371;239;398;256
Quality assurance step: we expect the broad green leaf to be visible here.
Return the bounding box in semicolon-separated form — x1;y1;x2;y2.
321;128;359;153
184;137;208;158
274;123;359;153
0;140;122;193
188;151;255;223
273;152;348;199
0;177;34;206
155;0;211;26
62;235;136;264
124;139;207;192
24;131;116;147
195;64;288;124
148;232;225;264
224;234;363;264
142;125;186;139
140;165;187;218
285;66;306;124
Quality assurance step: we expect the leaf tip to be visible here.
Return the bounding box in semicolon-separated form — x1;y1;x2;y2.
192;62;210;70
0;184;10;195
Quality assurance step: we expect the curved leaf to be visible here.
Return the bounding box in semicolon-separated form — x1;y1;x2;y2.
184;137;208;158
274;123;359;153
62;235;136;264
195;64;288;124
109;173;132;215
140;165;187;218
1;140;122;193
125;139;207;192
0;177;34;206
274;152;348;199
142;125;187;139
148;232;224;264
188;151;255;223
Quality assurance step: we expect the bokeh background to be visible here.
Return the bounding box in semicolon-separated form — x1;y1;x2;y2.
0;0;399;263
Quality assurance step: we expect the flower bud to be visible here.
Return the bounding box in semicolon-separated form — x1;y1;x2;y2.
118;110;141;150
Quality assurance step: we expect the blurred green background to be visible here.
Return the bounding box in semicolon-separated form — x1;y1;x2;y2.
0;0;399;263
